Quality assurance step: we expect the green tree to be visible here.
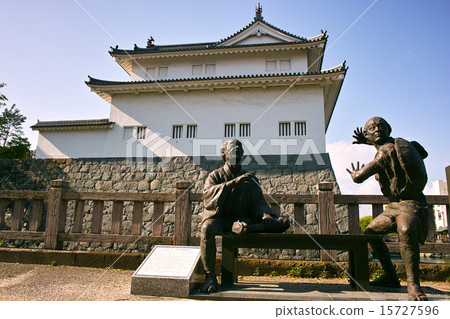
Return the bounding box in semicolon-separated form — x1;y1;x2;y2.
359;215;373;232
0;83;7;108
0;82;31;158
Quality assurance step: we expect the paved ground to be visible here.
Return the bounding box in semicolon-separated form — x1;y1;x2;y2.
0;262;449;301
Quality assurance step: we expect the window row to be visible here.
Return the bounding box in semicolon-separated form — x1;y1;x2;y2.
224;123;251;138
144;59;292;79
126;121;306;140
279;121;307;137
172;124;198;139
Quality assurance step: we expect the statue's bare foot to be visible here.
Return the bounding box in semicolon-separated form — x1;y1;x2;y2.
200;274;219;293
407;283;428;301
232;221;247;235
370;274;401;288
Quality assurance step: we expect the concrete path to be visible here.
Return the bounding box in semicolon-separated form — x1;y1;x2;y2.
0;262;449;301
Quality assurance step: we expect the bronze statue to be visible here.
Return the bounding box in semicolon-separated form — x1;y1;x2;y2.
200;139;290;293
347;117;429;301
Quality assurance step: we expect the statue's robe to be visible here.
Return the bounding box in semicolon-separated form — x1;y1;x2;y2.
202;163;277;225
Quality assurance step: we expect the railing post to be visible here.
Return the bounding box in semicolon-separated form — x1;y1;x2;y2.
347;204;361;234
0;199;7;230
174;181;192;246
318;182;335;234
44;179;68;250
446;166;450;230
318;182;336;261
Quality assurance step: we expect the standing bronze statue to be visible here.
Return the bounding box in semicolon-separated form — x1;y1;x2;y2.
347;117;429;301
200;139;290;293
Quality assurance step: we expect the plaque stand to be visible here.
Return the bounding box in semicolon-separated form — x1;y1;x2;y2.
131;245;205;298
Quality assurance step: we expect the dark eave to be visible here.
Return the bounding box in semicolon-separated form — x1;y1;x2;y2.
86;64;346;87
31;119;114;131
110;36;327;57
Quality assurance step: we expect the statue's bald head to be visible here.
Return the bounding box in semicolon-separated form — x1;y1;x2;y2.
220;139;244;165
364;117;391;134
363;117;391;145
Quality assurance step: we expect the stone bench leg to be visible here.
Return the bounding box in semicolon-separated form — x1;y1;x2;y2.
221;236;237;287
348;243;370;291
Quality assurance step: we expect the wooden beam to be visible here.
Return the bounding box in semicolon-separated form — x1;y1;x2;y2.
293;204;305;234
131;201;144;236
57;233;173;245
29;199;44;231
11;199;26;231
91;200;104;234
72;200;85;233
372;204;383;219
0;230;44;241
0;199;7;230
0;190;49;200
318;182;336;261
44;180;68;249
348;204;361;235
62;192;175;202
111;201;123;235
174;181;191;246
152;201;165;236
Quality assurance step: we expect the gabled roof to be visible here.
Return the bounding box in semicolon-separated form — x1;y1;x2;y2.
31;119;114;131
109;7;327;75
215;13;305;46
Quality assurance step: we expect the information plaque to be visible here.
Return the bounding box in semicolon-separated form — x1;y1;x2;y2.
131;245;204;298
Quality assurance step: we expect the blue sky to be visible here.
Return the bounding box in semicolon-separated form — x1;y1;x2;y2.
1;0;449;194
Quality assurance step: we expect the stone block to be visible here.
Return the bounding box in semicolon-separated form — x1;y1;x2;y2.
131;246;204;298
138;180;149;191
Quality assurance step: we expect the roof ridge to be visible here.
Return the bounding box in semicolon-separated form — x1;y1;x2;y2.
216;18;306;45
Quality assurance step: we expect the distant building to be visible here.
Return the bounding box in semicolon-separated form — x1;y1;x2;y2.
31;5;346;161
432;180;448;232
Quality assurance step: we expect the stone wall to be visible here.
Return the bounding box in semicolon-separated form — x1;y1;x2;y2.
0;154;348;260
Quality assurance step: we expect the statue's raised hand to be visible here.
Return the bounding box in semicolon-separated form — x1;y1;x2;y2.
234;172;253;185
352;127;371;145
346;161;365;182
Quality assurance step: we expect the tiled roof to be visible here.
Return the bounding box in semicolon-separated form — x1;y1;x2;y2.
31;119;114;130
109;18;326;56
86;64;346;86
110;37;325;56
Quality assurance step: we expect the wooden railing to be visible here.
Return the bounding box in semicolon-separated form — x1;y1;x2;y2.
0;180;449;259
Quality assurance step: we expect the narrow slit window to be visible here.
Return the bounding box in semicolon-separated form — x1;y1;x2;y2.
239;123;251;137
279;122;291;137
172;125;183;139
186;125;197;138
224;124;236;138
136;126;147;140
294;121;307;136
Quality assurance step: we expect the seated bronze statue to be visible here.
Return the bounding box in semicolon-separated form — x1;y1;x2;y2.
347;117;429;301
200;139;290;293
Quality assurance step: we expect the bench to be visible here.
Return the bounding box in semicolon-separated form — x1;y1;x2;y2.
221;233;383;291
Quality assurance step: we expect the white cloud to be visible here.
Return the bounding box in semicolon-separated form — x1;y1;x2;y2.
327;140;382;195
